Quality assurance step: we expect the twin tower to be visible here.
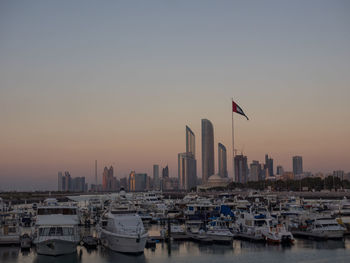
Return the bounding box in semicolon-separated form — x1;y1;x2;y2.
178;119;228;191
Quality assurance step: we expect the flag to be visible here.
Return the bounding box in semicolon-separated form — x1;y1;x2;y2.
232;100;249;120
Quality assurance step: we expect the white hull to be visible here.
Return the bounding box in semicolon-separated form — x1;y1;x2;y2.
101;229;148;253
0;235;20;245
35;239;78;256
311;230;344;239
206;232;233;243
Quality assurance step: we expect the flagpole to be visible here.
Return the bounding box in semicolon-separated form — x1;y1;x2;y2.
232;98;235;181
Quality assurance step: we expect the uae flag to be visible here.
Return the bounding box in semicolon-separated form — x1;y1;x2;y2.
232;100;249;120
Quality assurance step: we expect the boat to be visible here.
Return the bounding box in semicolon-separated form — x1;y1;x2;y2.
190;229;213;244
290;215;346;240
206;218;234;244
33;198;80;256
99;203;148;253
82;235;98;249
20;233;32;249
0;216;21;245
234;211;294;244
164;224;188;240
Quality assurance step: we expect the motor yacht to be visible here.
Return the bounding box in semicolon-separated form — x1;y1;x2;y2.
33;198;80;256
99;203;148;253
206;218;234;243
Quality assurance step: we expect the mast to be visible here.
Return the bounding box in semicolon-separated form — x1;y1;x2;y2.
232;98;235;181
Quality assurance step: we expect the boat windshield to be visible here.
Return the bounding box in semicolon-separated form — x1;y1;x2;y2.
39;227;74;236
37;208;77;215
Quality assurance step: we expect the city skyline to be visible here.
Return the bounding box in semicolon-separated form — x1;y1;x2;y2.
1;1;350;190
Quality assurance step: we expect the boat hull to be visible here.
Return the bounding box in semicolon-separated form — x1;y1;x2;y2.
35;239;78;256
100;230;148;253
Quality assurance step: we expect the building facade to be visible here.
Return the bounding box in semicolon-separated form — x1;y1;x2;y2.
178;126;197;191
201;119;214;184
218;143;228;178
234;155;248;183
293;156;303;175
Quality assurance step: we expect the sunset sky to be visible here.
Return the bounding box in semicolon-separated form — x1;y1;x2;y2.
1;1;349;190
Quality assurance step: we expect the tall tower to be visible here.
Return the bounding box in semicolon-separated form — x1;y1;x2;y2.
201;119;214;184
293;156;303;175
153;164;160;190
178;126;197;191
218;143;228;178
234;154;248;183
186;125;195;156
95;160;97;186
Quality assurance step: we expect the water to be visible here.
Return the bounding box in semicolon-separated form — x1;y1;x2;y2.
1;225;350;263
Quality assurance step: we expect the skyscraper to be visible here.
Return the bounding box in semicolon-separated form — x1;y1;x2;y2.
293;156;303;175
153;164;160;190
265;154;274;177
58;172;63;191
186;125;195;156
276;165;284;176
178;126;197;191
102;166;118;191
234;155;248;183
249;160;261;182
218;143;228;178
201;119;214;184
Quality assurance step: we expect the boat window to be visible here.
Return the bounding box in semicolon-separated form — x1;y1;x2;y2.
8;227;17;233
56;227;63;236
49;227;56;236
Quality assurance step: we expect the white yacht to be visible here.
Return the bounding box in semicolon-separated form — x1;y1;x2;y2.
33;198;80;256
235;211;294;244
310;217;346;239
0;215;21;245
99;204;148;253
291;214;346;239
206;218;234;243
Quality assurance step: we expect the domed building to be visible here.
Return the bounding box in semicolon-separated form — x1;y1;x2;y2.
197;174;231;190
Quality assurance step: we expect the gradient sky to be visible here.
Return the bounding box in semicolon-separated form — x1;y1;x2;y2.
1;0;349;190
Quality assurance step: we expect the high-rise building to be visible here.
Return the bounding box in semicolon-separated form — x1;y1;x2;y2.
162;165;169;178
58;172;63;191
186;125;195;156
161;165;169;191
135;173;147;191
178;126;197;191
201;119;214;184
265;154;274;177
129;171;136;191
276;165;284;176
234;155;248;183
218;143;228;178
293;156;303;175
64;171;71;191
102;166;118;191
249;161;261;182
333;170;344;180
153;164;160;190
178;153;197;191
129;172;148;192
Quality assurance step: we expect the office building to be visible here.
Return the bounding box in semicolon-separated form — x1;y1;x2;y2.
218;143;228;178
249;161;261;182
293;156;303;175
178;126;197;191
234;155;248;183
202;119;214;184
265;154;274;177
153;164;160;190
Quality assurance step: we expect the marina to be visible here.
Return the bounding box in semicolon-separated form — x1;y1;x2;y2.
1;191;350;262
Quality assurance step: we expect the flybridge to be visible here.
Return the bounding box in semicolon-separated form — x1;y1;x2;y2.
37;207;77;215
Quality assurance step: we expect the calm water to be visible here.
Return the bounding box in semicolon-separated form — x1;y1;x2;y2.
1;225;350;263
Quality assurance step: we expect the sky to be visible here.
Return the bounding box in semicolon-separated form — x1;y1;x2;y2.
0;0;349;190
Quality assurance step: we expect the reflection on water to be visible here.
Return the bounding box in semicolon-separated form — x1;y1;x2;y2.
1;226;350;263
